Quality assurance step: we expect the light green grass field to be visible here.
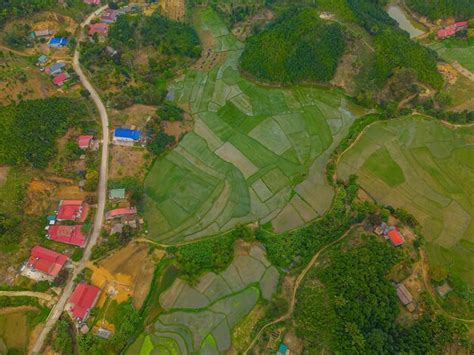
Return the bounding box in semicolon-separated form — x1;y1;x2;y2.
429;39;474;72
337;117;474;286
129;245;280;353
144;8;366;243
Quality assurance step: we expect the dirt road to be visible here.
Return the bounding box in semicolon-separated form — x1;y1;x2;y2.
452;61;474;82
30;6;109;354
244;224;360;353
0;291;53;301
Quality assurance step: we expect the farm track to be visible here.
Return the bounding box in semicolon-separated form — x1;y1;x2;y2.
30;5;109;354
244;223;362;354
0;291;53;301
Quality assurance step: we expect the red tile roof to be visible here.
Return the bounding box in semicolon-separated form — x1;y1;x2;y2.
77;135;93;149
437;26;456;39
69;283;101;320
388;229;404;246
454;21;468;28
53;72;68;86
27;246;68;277
106;207;137;219
48;225;86;247
88;22;108;36
57;200;88;222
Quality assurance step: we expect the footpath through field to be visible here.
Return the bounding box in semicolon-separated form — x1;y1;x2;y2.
0;291;53;302
30;5;110;354
244;223;362;353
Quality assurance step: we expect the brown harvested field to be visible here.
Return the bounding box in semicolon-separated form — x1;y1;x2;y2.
0;311;28;351
0;166;9;187
109;145;150;180
98;242;157;308
159;0;186;21
161;119;192;140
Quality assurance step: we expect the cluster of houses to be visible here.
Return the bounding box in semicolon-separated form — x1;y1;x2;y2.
86;5;133;38
106;187;141;235
46;200;90;247
437;21;468;39
374;222;405;247
36;55;72;86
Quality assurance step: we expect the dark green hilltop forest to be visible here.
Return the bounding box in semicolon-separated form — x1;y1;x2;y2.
405;0;474;20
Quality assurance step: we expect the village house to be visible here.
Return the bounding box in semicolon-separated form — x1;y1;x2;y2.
47;225;87;247
396;283;416;312
88;22;108;36
113;128;141;146
67;283;101;323
53;72;70;86
21;246;68;282
436;282;452;298
109;188;125;200
48;37;69;48
56;200;89;222
77;135;94;150
46;61;66;76
388;228;405;247
437;21;468;39
105;207;137;221
101;9;120;23
37;54;48;66
33;29;54;38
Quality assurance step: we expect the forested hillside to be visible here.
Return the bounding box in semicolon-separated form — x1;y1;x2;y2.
0;98;91;168
405;0;474;20
0;0;53;28
239;8;346;84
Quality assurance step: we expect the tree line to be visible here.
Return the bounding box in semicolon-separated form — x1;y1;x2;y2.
406;0;474;20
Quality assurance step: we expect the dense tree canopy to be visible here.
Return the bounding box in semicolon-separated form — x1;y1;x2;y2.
0;0;53;28
405;0;474;20
240;8;346;84
0;98;91;168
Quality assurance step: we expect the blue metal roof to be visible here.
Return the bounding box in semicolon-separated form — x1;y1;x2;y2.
49;37;68;46
114;128;141;140
37;54;48;63
278;344;288;354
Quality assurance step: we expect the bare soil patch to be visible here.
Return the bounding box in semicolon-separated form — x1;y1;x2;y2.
161;119;192;140
110;104;156;127
159;0;186;21
109;146;150;180
0;166;10;187
98;242;157;308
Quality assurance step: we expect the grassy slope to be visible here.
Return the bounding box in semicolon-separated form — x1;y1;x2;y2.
337;116;474;286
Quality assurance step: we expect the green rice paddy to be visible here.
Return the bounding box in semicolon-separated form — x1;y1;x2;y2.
144;8;366;243
337;117;474;285
128;245;280;353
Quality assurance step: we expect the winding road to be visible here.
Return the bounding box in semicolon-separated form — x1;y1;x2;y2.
31;6;109;354
244;223;361;354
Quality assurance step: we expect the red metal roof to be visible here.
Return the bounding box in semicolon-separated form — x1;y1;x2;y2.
454;21;468;28
77;135;93;149
388;229;404;246
53;72;67;86
57;200;88;222
27;246;68;277
69;283;101;320
48;225;86;247
106;207;137;219
88;23;108;36
437;26;456;38
84;0;100;4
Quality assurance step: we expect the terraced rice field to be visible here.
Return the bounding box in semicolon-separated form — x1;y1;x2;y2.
144;8;366;243
429;40;474;73
127;244;280;354
337;117;474;285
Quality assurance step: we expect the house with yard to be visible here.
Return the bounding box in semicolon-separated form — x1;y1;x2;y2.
47;225;87;247
396;283;415;312
56;200;89;222
21;246;68;282
109;188;125;200
46;61;65;75
88;22;108;36
53;72;70;86
105;207;137;220
77;135;94;150
437;21;468;39
101;9;120;23
48;37;69;48
113;128;141;146
67;283;101;323
37;54;48;66
388;228;405;247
